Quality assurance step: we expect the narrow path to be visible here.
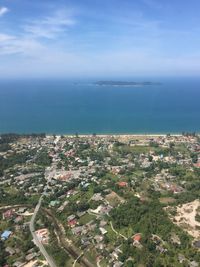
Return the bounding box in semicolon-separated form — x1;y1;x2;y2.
72;252;84;267
110;221;128;240
97;258;102;267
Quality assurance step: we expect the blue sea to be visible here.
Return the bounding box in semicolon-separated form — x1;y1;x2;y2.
0;78;200;134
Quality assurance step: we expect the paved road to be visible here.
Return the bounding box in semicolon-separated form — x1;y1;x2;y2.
30;196;57;267
29;136;61;267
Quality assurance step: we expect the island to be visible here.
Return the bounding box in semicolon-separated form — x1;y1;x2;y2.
95;81;161;86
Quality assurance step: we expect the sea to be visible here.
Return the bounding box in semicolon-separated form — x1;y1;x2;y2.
0;77;200;134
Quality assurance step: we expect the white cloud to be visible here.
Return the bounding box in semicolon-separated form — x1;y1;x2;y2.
0;33;14;42
0;33;44;56
0;9;76;56
0;6;9;17
24;10;75;39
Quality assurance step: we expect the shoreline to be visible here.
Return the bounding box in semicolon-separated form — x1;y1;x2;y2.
62;134;181;137
53;133;199;138
1;132;199;137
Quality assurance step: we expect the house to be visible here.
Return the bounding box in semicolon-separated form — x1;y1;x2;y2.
178;254;186;264
91;193;103;201
90;205;112;215
5;246;15;255
133;233;142;242
94;235;104;243
71;226;83;235
3;209;15;220
35;228;49;244
68;219;77;228
156;245;167;253
18;207;27;214
13;261;25;267
49;200;60;207
81;237;91;246
67;214;76;222
99;227;107;235
194;162;200;168
117;181;128;187
189;261;199;267
25;253;36;261
113;262;123;267
99;220;107;227
95;243;104;250
193;240;200;248
1;230;12;241
14;216;23;224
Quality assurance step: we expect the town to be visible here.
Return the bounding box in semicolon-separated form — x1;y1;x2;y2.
0;133;200;267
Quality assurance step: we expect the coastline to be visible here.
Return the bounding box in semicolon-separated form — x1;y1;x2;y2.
62;134;181;137
1;132;198;137
50;133;194;139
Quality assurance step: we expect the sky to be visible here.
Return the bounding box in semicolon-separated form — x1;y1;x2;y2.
0;0;200;78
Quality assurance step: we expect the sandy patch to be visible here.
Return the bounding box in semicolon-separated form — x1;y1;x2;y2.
173;200;200;238
23;260;37;267
23;260;47;267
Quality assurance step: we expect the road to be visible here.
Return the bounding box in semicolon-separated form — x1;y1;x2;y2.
3;135;94;267
30;195;57;267
29;136;59;267
43;208;95;267
1;202;93;267
72;252;83;267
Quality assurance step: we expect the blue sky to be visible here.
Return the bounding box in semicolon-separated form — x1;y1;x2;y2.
0;0;200;78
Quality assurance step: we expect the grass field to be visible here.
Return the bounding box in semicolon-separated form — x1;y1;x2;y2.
79;213;95;225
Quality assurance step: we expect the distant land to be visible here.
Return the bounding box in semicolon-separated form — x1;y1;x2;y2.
95;81;161;86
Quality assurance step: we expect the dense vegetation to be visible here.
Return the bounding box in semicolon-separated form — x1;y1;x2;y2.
111;197;200;266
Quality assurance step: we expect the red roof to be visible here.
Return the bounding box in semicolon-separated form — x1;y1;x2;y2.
68;219;77;227
117;181;128;187
194;162;200;168
3;209;14;219
133;234;141;242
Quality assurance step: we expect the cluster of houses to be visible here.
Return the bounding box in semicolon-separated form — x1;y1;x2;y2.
0;134;200;266
0;205;48;267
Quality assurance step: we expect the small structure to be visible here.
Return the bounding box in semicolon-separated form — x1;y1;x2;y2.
18;207;27;214
3;209;15;220
68;219;77;228
35;228;49;244
1;230;12;241
132;233;142;248
133;233;142;242
99;227;108;235
49;200;60;207
117;181;128;187
193;240;200;248
5;246;15;255
194;162;200;168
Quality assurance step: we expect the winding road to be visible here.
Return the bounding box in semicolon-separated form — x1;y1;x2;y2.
110;221;128;240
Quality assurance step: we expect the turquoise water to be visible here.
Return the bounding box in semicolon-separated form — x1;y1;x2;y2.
0;78;200;134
